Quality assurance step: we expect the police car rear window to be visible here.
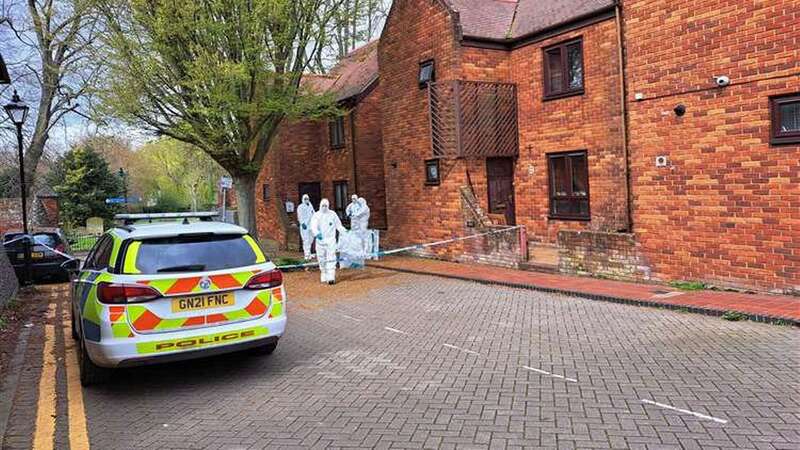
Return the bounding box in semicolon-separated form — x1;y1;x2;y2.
131;234;258;274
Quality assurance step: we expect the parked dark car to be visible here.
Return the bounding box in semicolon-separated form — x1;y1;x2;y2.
2;228;73;282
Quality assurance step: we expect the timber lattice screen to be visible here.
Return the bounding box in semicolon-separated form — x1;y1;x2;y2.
428;81;518;159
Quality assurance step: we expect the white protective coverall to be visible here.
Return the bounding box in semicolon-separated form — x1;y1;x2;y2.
296;194;316;260
353;197;371;256
345;194;359;221
310;199;347;283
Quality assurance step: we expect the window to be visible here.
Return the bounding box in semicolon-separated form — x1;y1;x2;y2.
770;94;800;145
85;235;114;271
547;151;590;220
129;235;259;274
333;181;348;219
425;159;440;185
543;38;584;99
262;183;270;201
329;116;345;149
419;60;435;89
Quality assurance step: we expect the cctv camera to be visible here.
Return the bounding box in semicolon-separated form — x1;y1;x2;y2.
713;76;730;87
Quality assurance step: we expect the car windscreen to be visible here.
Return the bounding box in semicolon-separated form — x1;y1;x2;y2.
2;233;58;250
32;233;59;247
131;234;258;274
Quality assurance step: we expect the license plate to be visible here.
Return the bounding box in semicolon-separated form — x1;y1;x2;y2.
171;293;234;313
31;252;44;259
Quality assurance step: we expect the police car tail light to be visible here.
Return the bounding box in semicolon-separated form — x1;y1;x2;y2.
97;282;161;304
245;270;283;289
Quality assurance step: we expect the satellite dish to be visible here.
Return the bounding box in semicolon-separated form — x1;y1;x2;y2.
0;53;10;84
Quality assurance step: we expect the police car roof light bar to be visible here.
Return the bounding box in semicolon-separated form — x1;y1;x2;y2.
114;212;220;225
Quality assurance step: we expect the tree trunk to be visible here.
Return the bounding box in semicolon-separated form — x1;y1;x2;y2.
234;174;258;235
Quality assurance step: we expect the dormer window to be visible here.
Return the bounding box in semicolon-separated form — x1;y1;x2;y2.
419;60;435;88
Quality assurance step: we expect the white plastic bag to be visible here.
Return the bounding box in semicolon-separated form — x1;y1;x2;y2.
338;231;366;269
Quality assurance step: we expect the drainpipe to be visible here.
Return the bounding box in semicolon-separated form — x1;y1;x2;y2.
615;1;634;233
350;108;359;195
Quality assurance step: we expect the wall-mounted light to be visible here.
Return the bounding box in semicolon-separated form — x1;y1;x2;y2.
674;104;686;117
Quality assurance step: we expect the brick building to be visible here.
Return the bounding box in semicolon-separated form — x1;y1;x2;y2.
256;0;798;293
256;42;387;250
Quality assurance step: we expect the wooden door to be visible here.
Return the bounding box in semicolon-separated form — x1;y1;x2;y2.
486;157;516;225
298;182;322;210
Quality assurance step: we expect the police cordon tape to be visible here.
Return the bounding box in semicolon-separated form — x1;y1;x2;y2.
275;226;523;271
1;234;75;260
4;226;523;272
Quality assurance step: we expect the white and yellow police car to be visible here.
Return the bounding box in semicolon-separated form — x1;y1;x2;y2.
66;213;286;385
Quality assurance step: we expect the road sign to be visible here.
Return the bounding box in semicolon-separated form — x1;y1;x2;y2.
219;177;233;189
105;197;141;204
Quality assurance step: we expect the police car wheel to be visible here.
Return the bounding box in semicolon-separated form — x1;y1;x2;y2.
251;340;278;356
78;332;110;386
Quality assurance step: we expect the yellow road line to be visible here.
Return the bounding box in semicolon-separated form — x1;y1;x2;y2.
32;304;57;450
63;317;90;450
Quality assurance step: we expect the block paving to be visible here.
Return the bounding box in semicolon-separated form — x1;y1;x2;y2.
2;272;798;449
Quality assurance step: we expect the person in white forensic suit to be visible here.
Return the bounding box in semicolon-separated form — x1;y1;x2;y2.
353;197;371;256
296;194;316;260
310;199;347;284
345;194;360;221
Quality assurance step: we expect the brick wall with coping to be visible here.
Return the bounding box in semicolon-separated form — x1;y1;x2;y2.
558;230;652;281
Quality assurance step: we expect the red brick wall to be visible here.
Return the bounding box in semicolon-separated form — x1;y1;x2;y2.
352;83;388;228
624;0;800;291
379;0;466;247
380;0;624;249
509;20;627;243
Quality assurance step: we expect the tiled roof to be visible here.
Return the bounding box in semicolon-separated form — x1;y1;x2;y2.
511;0;615;38
306;41;378;102
442;0;615;41
446;0;517;40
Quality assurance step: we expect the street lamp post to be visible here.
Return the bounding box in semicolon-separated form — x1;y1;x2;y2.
4;90;31;285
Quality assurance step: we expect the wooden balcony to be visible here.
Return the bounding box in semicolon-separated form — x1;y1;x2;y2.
428;80;518;159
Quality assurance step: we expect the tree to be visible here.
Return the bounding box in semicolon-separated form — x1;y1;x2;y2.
97;0;343;232
136;138;226;212
0;0;103;201
311;0;390;73
52;143;122;227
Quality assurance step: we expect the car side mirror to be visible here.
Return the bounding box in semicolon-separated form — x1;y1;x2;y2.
61;259;81;272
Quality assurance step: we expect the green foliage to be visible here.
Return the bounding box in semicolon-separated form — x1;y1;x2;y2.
97;0;344;231
53;145;124;228
135;138;227;212
669;280;707;291
722;311;747;322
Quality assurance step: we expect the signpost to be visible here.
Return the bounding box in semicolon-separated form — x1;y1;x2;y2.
219;177;233;223
106;197;141;205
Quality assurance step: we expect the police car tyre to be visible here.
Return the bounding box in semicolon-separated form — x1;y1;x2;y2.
79;332;111;386
251;340;278;356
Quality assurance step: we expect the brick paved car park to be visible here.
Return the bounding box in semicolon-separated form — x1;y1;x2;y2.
2;269;798;449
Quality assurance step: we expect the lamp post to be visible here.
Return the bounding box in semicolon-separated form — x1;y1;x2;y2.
4;90;31;285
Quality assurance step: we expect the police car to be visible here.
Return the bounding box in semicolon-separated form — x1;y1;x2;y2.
65;213;286;386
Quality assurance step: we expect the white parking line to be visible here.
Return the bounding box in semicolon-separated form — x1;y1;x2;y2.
640;399;728;424
384;327;407;335
522;365;550;375
442;343;479;355
338;313;363;322
522;366;578;383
